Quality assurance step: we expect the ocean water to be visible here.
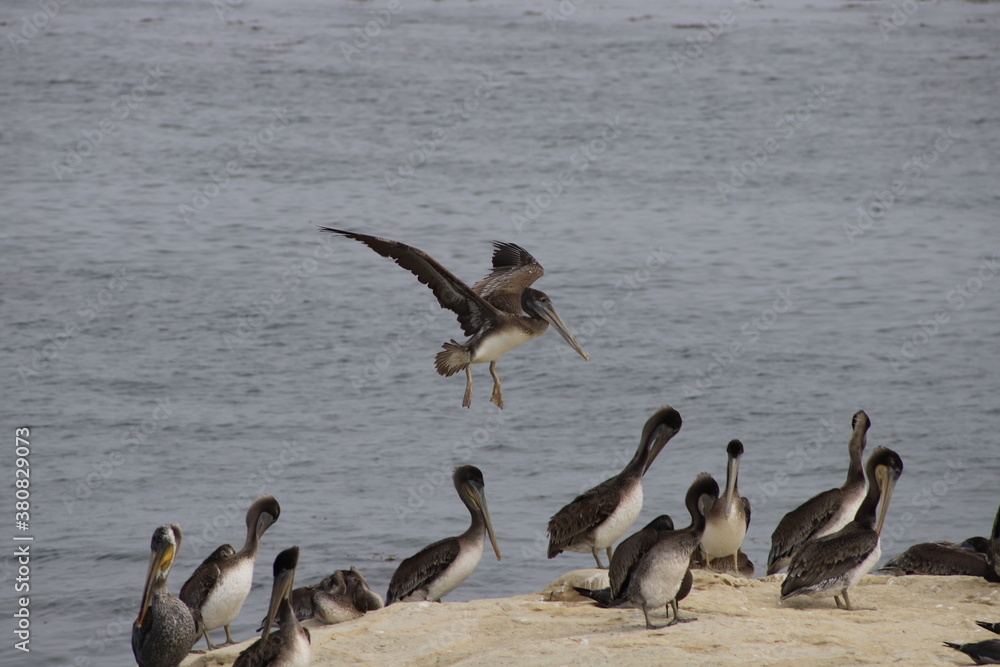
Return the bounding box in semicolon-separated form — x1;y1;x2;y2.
1;0;998;663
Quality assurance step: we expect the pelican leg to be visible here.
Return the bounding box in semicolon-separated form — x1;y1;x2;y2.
196;628;217;651
841;590;853;611
488;361;503;409
642;604;663;630
606;546;613;566
667;599;697;626
462;365;473;408
834;595;844;609
591;548;606;569
223;624;236;645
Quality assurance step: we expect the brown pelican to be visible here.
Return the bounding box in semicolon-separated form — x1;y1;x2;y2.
320;228;588;408
132;524;199;667
386;465;501;604
689;548;756;578
622;473;720;629
233;547;311;667
574;514;693;620
767;410;871;574
700;439;750;571
780;446;903;610
264;567;383;627
879;503;1000;582
180;495;280;649
547;406;683;569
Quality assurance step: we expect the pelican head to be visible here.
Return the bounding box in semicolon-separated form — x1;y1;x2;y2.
851;410;870;432
686;473;721;527
723;439;744;518
869;447;903;536
454;465;502;561
137;524;182;628
522;288;589;361
248;495;281;540
638;405;683;474
261;546;299;643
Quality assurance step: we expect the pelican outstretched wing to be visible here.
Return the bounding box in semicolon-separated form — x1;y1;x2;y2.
321;228;499;337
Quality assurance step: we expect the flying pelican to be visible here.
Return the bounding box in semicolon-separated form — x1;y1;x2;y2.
767;410;871;574
320;228;589;408
265;567;383;626
131;524;199;667
386;465;501;604
780;446;903;610
700;439;750;571
879;503;1000;582
180;495;281;649
623;473;720;629
234;547;311;667
573;514;693;620
547;406;683;569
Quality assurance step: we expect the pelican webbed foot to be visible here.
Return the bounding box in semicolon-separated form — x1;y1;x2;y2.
591;548;606;569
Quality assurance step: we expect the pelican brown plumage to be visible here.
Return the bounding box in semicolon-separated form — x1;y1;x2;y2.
180;495;281;649
546;406;683;569
879;503;1000;582
234;546;311;667
320;228;588;408
131;524;198;667
573;514;693;620
700;439;750;571
386;465;501;604
767;410;871;574
780;446;904;610
622;473;720;629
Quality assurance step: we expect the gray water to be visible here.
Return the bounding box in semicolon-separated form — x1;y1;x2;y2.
2;0;998;663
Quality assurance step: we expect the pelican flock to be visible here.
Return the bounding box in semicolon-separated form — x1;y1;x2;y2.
122;230;995;665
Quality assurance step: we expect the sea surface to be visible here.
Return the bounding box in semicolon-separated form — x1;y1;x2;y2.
1;0;998;663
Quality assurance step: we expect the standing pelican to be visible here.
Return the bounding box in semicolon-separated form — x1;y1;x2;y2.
573;515;693;619
320;228;588;408
879;503;1000;582
131;524;198;667
780;446;904;610
234;547;311;667
547;406;683;569
276;567;384;625
623;473;720;629
386;466;501;604
180;495;281;649
767;410;871;574
700;439;750;570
